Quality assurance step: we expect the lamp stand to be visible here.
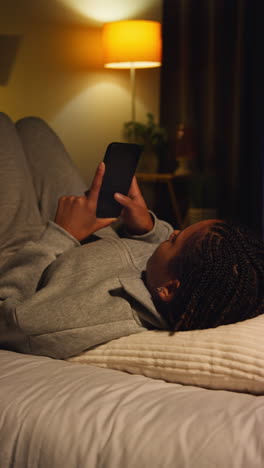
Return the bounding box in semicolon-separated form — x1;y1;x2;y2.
130;65;136;124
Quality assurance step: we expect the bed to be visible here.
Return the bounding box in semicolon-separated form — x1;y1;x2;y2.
1;313;264;468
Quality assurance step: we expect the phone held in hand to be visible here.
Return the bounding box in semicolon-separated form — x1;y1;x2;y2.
96;142;142;218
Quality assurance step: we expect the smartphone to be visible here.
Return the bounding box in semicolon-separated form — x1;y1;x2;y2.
96;142;142;218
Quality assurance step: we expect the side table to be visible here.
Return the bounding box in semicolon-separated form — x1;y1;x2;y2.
136;172;189;229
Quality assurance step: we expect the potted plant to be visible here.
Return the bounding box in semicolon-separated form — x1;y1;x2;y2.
123;113;167;173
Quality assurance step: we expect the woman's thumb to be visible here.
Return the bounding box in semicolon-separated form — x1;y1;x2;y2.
114;192;131;207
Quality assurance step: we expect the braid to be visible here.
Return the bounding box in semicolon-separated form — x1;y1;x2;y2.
166;221;264;331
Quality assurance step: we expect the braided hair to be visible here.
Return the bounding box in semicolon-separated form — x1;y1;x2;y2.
165;221;264;331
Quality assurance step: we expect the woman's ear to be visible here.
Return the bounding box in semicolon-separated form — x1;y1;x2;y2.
157;279;180;303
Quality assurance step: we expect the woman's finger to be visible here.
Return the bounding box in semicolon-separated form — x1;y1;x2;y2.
128;177;140;199
96;217;118;227
89;162;105;202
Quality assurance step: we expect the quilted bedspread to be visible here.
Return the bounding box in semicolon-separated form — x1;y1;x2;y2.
1;349;264;468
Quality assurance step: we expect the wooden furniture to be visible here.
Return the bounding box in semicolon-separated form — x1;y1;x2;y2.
136;172;189;229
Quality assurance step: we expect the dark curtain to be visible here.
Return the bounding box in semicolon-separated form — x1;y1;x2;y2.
160;0;264;236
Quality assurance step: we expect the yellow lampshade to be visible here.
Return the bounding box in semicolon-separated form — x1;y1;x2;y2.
102;20;162;69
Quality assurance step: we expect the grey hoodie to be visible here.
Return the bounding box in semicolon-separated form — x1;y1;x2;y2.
0;214;173;358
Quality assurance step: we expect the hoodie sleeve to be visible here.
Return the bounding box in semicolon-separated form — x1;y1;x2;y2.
0;221;79;350
119;211;174;244
0;221;79;303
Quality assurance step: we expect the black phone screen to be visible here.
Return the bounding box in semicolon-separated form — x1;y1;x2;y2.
96;142;142;218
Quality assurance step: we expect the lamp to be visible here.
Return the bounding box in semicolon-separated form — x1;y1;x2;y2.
102;20;162;123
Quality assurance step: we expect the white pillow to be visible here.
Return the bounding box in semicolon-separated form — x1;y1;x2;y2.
66;314;264;395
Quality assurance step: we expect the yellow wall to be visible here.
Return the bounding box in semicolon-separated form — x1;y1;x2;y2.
0;0;162;184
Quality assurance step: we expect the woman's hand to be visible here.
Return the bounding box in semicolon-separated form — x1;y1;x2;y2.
114;177;154;235
55;162;117;241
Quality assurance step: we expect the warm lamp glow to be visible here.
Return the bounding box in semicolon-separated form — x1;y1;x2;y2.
102;20;162;122
102;20;162;69
57;0;159;25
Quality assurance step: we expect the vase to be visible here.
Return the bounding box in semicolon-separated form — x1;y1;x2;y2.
174;155;193;176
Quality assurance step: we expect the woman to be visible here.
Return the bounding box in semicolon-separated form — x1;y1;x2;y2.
0;113;263;358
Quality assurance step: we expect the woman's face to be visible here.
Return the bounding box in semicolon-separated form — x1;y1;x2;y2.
146;219;219;295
